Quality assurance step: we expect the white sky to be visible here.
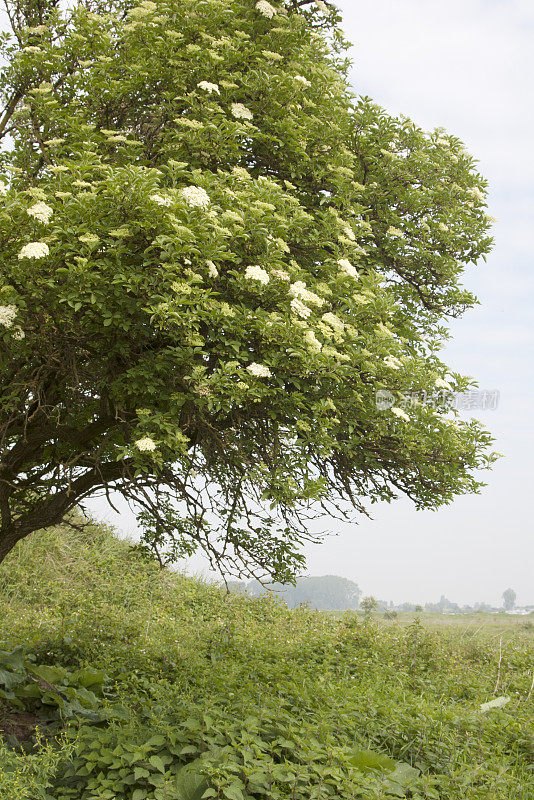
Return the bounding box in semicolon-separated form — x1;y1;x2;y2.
93;0;534;607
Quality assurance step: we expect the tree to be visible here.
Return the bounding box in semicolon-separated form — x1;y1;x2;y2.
360;595;378;616
0;0;496;577
247;574;360;610
502;588;516;611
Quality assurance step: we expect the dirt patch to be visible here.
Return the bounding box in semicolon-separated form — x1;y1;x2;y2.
0;705;39;743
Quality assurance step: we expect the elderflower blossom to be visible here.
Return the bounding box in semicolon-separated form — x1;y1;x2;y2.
78;233;100;246
293;75;311;87
384;356;403;370
322;312;344;332
18;242;49;259
262;50;283;61
232;166;251;180
197;81;220;95
337;258;358;278
180;185;210;208
376;321;394;337
128;1;157;18
289;281;324;307
12;328;25;340
255;0;277;17
435;377;453;391
27;201;53;224
315;0;328;11
245;265;270;285
387;226;405;238
342;223;356;241
271;269;290;280
438;222;449;231
391;407;410;422
467;186;485;202
290;298;312;319
0;305;17;329
304;330;322;352
231;103;253;121
206;260;218;278
150;193;172;207
247;362;272;378
135;436;156;452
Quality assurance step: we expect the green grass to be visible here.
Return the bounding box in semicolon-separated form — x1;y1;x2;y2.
0;522;533;799
366;610;534;640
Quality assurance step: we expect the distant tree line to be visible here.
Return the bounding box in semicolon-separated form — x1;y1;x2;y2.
229;575;360;611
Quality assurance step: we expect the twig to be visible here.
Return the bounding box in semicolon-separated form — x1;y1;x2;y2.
493;636;503;696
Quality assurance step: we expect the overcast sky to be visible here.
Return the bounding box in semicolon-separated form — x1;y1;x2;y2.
93;0;533;607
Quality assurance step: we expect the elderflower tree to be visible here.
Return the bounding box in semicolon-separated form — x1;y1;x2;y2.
0;0;496;575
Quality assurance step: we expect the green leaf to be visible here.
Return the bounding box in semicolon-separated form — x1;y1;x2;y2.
134;767;150;780
222;785;244;800
174;762;210;800
28;664;68;685
147;734;167;747
0;648;26;672
73;667;106;689
0;668;26;690
348;749;397;774
149;755;166;773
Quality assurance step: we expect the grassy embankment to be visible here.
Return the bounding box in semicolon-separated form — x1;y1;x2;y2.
0;521;533;799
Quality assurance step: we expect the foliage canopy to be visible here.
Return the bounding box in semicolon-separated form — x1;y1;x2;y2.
0;0;495;575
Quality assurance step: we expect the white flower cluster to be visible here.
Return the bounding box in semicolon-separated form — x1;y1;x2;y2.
387;226;405;239
304;330;322;352
435;377;453;390
321;312;344;332
290;298;312;319
231;103;253;121
438;222;449;231
232;166;251;180
0;305;17;329
247;362;272;378
376;321;394;337
293;75;311;87
337;258;358;278
180;186;210;208
79;233;100;246
315;0;328;11
198;81;220;95
271;269;290;280
128;1;157;18
135;436;156;452
245;265;270;285
467;186;485;202
289;281;324;307
384;356;402;370
342;223;355;241
391;407;409;422
18;242;49;259
255;0;277;17
206;260;219;278
27;201;53;224
150;194;172;207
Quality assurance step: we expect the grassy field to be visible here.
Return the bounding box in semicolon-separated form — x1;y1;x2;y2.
0;522;533;799
373;610;534;640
